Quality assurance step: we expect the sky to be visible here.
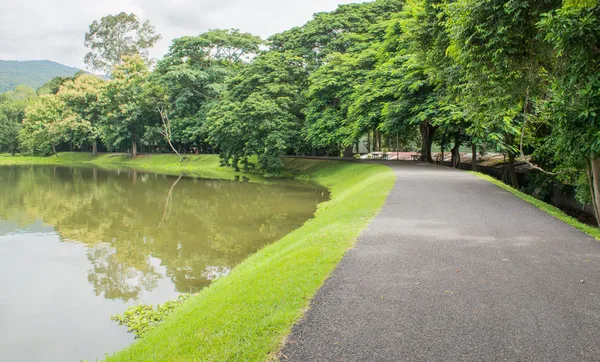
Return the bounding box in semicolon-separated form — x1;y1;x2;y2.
0;0;364;70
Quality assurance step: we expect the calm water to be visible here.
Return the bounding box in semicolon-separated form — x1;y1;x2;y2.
0;165;327;362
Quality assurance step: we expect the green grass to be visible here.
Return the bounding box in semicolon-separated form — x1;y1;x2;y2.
0;152;265;181
470;171;600;240
1;153;396;362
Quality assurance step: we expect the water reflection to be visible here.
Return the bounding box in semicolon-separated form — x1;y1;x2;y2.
0;165;328;301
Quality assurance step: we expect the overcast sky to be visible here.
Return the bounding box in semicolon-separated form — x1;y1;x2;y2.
0;0;365;70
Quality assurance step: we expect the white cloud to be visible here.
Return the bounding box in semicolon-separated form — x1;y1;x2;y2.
0;0;365;69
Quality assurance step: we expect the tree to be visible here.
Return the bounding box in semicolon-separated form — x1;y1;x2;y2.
57;74;105;154
0;112;20;155
367;12;441;162
84;12;161;73
269;0;404;68
142;81;182;160
539;0;600;224
100;55;154;157
188;29;262;64
205;52;306;174
37;72;84;95
446;0;560;186
150;30;262;153
19;95;90;155
270;0;404;156
303;52;367;153
0;85;37;155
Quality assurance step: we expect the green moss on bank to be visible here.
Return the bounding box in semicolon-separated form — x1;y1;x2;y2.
1;153;396;361
470;171;600;240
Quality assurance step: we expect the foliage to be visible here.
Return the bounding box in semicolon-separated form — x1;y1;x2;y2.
84;12;162;73
0;86;37;153
6;0;600;219
19;95;90;155
150;30;263;151
538;1;600;183
58;74;105;149
37;72;85;95
111;294;192;338
269;0;403;67
205;51;307;174
446;0;559;154
99;55;154;155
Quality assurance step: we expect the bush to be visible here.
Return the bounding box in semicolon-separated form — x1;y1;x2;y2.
111;294;192;338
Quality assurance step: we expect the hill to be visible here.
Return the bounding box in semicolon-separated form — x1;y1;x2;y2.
0;60;82;93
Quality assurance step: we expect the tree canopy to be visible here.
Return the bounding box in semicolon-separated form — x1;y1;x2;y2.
3;1;600;222
84;12;162;73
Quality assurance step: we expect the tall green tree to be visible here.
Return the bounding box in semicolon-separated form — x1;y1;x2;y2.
303;52;370;153
19;95;90;155
151;30;262;153
84;12;162;73
0;85;37;155
269;0;403;68
539;0;600;223
57;74;105;154
446;0;560;186
100;55;155;157
205;52;307;174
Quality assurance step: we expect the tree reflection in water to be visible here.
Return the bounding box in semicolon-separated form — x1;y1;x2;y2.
0;165;328;301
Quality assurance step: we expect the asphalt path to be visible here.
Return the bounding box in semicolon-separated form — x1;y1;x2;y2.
281;162;600;361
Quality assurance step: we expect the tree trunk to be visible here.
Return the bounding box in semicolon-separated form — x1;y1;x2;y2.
589;157;600;227
451;133;461;168
131;141;137;158
92;141;98;156
373;130;377;153
366;131;371;153
343;146;353;158
439;133;446;164
11;147;15;156
419;122;436;162
472;143;478;171
508;153;519;189
166;137;182;161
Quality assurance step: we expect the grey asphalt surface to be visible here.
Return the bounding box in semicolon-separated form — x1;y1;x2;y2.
281;162;600;361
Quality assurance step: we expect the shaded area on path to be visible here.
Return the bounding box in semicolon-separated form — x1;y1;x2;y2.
282;162;600;361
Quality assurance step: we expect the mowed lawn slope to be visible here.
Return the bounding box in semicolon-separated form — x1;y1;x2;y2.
105;158;394;361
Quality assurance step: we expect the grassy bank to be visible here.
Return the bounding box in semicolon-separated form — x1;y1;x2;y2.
470;172;600;240
0;152;266;181
1;153;396;361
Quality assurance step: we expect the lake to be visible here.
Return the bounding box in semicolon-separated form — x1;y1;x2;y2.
0;165;328;362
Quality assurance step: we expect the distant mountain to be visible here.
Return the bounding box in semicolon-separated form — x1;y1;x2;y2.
0;60;82;93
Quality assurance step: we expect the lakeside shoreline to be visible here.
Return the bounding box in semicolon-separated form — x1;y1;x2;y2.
1;152;396;361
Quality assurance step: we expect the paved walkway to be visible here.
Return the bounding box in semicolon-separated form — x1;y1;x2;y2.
282;162;600;361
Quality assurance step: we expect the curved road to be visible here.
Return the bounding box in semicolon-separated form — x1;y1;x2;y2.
282;162;600;361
